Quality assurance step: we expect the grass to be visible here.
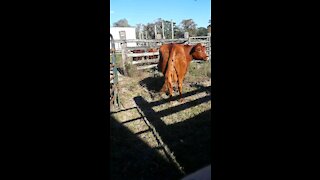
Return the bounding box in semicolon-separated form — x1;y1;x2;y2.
187;61;211;78
110;53;122;68
110;67;211;179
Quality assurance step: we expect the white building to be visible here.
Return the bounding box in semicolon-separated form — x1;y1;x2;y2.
110;27;137;50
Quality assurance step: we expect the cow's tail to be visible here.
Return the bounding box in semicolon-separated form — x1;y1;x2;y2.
161;49;171;76
167;47;175;75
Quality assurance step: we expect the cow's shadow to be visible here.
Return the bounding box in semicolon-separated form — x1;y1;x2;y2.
139;76;164;92
139;75;182;100
139;75;210;99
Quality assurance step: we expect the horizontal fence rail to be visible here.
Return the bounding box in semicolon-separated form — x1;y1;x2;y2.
127;51;160;57
132;58;159;65
126;46;160;50
136;64;158;70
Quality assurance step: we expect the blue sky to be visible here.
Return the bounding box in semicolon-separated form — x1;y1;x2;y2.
110;0;211;28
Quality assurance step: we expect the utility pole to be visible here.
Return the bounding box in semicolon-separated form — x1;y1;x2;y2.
141;25;144;39
154;24;157;39
141;30;144;39
171;19;174;39
162;20;165;39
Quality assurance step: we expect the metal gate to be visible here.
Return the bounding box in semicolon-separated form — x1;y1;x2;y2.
110;34;120;108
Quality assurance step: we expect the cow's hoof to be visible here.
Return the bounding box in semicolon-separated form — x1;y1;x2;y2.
160;93;167;99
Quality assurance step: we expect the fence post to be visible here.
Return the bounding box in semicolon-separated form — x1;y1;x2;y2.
154;24;157;39
121;41;128;76
208;33;211;63
162;20;165;39
110;34;119;108
171;19;174;39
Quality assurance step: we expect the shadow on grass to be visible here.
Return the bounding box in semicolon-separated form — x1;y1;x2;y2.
133;87;211;174
111;85;211;179
139;75;210;97
110;115;182;180
139;76;164;92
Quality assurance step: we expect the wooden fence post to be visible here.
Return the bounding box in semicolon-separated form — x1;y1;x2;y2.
171;19;174;39
208;33;211;63
121;41;128;76
162;20;165;39
154;24;157;39
110;34;120;108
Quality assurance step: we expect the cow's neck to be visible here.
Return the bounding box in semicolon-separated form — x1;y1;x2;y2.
184;45;195;63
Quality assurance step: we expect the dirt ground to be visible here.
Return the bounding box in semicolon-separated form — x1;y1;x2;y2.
110;68;211;180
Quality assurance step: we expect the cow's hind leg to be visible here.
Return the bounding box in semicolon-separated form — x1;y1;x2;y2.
159;82;168;98
167;78;173;98
178;81;184;102
164;74;174;104
160;81;167;94
159;73;169;97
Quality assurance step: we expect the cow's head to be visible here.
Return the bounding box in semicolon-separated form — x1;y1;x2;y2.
191;43;209;61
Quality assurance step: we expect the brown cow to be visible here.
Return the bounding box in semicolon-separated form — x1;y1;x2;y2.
132;49;144;61
157;41;188;74
148;48;158;59
158;43;208;102
158;43;174;74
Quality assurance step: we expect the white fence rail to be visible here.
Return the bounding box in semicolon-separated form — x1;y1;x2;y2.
127;52;159;58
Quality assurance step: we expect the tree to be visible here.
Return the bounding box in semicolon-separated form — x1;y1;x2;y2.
113;18;131;27
136;18;205;39
143;23;156;39
154;18;164;39
180;19;197;37
174;26;184;38
162;20;172;39
207;19;212;33
143;18;179;39
196;27;208;36
154;18;175;39
167;21;184;39
135;23;144;39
